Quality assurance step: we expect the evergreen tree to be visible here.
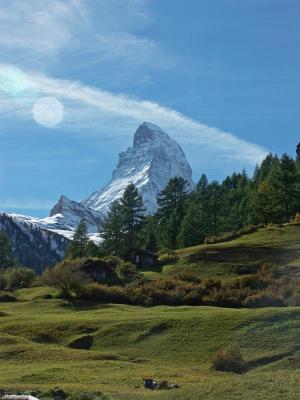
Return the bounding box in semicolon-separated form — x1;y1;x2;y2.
0;231;15;269
250;180;275;224
156;177;189;249
120;183;145;251
160;209;182;250
142;217;159;253
157;177;188;222
66;220;89;259
271;154;300;221
100;200;125;256
177;202;205;247
195;174;208;195
206;181;223;235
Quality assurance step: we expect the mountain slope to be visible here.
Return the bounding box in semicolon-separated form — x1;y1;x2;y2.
50;195;102;234
0;122;194;269
0;213;68;271
143;223;300;280
82;122;194;214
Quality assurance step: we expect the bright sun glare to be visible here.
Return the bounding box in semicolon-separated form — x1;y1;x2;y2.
32;96;64;128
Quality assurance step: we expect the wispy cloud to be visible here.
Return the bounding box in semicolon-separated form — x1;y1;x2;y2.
0;0;86;59
0;197;54;211
0;64;268;166
0;0;172;71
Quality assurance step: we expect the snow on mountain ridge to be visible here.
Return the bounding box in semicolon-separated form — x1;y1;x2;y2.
82;122;194;214
1;122;194;269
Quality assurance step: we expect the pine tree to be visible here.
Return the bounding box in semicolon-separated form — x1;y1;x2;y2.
0;230;15;269
120;184;145;251
156;177;189;249
100;200;125;256
66;220;90;259
206;181;223;235
250;180;275;224
157;177;188;222
196;174;208;195
271;154;300;221
177;202;205;247
160;209;182;250
142;217;158;253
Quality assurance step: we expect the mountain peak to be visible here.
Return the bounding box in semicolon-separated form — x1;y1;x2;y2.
133;122;169;147
83;123;194;214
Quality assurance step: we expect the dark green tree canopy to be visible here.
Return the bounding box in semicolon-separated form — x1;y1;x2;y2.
0;230;16;269
66;220;90;259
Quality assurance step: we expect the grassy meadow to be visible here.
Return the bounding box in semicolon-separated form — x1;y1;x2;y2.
144;223;300;280
1;288;300;399
1;223;300;399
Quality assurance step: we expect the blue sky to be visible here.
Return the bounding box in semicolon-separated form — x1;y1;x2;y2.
0;0;299;217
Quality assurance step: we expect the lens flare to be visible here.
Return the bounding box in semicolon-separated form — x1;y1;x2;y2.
32;96;64;128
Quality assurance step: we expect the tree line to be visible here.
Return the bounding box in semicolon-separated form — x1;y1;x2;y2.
90;145;300;257
2;145;299;267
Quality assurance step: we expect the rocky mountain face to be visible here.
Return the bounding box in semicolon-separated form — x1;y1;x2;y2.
0;213;68;272
82;122;194;214
1;122;193;270
50;195;102;234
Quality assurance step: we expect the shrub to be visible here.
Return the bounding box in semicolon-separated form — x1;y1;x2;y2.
238;225;258;235
5;267;36;289
243;292;286;308
41;260;90;300
158;251;178;265
229;275;268;290
292;213;300;224
212;347;246;373
100;256;123;270
116;261;140;283
81;282;127;303
205;231;240;244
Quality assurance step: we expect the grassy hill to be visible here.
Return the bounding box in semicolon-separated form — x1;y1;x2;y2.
1;288;300;399
1;223;300;399
144;223;300;280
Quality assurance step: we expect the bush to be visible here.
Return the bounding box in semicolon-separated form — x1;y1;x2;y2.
100;255;123;269
81;282;127;303
116;261;140;283
238;225;258;235
212;347;246;373
204;231;240;245
158;251;178;265
41;260;90;300
0;267;36;290
5;267;36;289
243;292;286;308
229;275;268;290
293;213;300;224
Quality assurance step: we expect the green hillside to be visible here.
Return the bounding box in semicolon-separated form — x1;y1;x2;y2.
1;224;300;399
144;223;300;280
1;289;300;399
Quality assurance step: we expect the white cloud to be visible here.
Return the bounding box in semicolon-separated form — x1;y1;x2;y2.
0;198;54;211
0;0;86;58
0;0;172;70
0;64;268;166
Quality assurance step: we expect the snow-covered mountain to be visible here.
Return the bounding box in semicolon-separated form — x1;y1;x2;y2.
0;213;69;271
82;122;194;214
1;122;194;269
50;195;102;234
